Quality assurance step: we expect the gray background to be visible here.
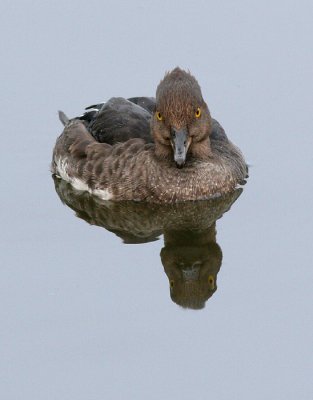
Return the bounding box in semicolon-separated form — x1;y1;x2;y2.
1;0;313;399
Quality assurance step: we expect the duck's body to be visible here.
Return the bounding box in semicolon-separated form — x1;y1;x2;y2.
52;68;247;203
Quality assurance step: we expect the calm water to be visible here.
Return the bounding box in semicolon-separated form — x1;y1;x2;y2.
1;1;313;399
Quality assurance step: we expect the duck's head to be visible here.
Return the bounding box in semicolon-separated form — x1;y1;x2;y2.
151;67;212;167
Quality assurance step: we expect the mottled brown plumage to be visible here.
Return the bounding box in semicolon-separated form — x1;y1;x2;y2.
52;68;247;202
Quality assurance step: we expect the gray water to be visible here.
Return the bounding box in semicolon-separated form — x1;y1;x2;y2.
1;1;313;399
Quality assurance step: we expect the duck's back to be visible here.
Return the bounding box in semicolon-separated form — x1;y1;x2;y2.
82;97;154;145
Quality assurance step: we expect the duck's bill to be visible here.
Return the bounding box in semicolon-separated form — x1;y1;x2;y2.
171;128;188;167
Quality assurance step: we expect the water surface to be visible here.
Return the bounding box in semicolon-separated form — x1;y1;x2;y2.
1;1;313;399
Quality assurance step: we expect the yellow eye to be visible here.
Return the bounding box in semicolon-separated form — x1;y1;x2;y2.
208;275;215;290
156;111;163;121
195;107;201;118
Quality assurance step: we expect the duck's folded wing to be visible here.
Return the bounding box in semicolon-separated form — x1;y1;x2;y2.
127;97;156;114
210;118;248;180
87;97;153;145
210;118;229;142
85;102;105;111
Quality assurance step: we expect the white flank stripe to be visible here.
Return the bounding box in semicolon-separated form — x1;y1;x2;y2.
55;157;113;200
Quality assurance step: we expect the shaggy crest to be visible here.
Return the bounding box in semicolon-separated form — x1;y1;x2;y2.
156;68;204;127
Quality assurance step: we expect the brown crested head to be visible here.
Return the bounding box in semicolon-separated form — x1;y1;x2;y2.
151;67;212;167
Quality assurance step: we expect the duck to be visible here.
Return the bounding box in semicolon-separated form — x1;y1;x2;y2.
52;67;248;203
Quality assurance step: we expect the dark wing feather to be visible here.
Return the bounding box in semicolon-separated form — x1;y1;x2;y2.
88;97;153;145
127;97;156;114
210;118;229;143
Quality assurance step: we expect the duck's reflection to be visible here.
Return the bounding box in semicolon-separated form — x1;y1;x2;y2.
53;175;243;309
161;225;222;309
